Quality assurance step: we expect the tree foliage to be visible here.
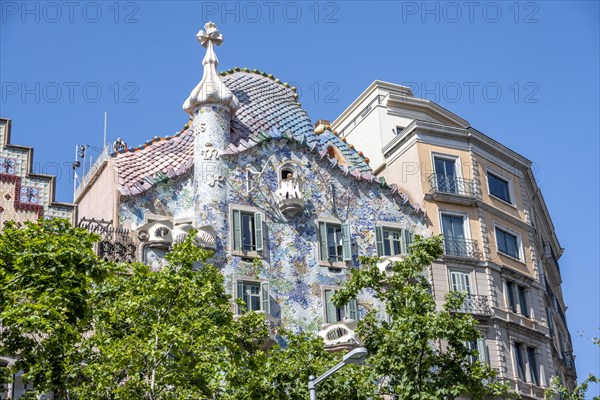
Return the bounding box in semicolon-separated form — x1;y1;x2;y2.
0;219;109;398
333;235;512;399
545;336;599;400
1;221;514;399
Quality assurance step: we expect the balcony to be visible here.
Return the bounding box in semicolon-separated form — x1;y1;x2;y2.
275;176;305;218
318;319;362;352
562;351;575;370
443;238;482;260
427;173;477;205
456;294;492;316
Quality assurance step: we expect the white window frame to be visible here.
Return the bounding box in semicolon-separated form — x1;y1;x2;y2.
375;220;414;257
467;337;489;365
316;217;352;268
230;204;264;258
439;210;472;241
493;222;523;262
448;268;475;295
322;286;358;323
431;152;464;180
234;276;270;315
486;167;515;206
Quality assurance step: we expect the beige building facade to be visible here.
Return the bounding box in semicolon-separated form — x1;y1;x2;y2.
331;81;576;399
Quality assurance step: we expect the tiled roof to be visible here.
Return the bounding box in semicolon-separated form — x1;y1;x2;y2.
109;71;421;212
221;69;314;145
113;130;194;196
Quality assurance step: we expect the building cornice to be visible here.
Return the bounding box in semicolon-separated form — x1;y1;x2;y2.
331;80;414;131
386;94;469;128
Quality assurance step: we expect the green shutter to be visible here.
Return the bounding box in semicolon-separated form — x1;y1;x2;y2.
402;229;413;254
342;223;352;261
375;226;384;256
254;212;263;252
345;298;358;320
260;281;270;314
325;290;337;323
319;222;328;261
233;210;241;251
236;280;245;314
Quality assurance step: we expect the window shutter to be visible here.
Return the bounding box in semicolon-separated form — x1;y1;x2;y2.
318;222;328;261
345;298;358;320
236;280;245;314
402;229;413;254
325;290;337;323
477;338;488;364
261;281;270;314
375;226;384;256
450;271;460;292
254;212;263;252
233;210;242;251
342;223;352;261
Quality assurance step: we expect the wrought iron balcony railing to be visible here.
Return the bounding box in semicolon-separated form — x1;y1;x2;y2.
428;173;476;198
443;238;482;259
562;351;575;370
455;294;492;316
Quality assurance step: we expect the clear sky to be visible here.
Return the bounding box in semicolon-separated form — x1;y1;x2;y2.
1;0;598;393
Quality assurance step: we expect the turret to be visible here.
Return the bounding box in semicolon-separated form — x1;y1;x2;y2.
184;22;238;257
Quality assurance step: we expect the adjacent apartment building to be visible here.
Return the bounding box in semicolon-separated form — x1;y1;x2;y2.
330;81;576;398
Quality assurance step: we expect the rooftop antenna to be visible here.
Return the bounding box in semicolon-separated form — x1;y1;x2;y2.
103;112;107;149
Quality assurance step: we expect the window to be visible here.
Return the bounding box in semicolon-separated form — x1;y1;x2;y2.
496;227;520;259
395;126;405;135
236;280;270;314
488;172;512;203
514;342;526;381
318;221;351;263
232;209;263;252
506;281;529;317
450;270;472;294
375;226;413;256
506;281;517;312
324;289;357;323
547;308;555;337
467;338;488;364
527;347;539;385
518;285;529;317
434;156;458;194
441;214;467;257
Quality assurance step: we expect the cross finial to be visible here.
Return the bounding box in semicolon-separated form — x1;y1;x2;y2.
182;22;239;115
197;22;223;48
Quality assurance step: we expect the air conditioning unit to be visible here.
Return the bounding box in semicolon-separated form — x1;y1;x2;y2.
318;319;361;351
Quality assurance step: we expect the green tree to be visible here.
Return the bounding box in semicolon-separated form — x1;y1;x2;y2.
70;235;256;399
333;235;513;399
0;219;109;398
545;337;599;400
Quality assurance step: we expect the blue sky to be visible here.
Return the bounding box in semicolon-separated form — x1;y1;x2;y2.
1;0;598;392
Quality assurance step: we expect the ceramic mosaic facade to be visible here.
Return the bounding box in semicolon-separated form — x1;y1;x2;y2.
75;23;429;337
0;118;75;229
119;130;427;332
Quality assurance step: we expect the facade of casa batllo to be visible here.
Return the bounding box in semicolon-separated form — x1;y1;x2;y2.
75;22;427;343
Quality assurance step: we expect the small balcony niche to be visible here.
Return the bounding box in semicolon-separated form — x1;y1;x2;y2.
275;165;305;218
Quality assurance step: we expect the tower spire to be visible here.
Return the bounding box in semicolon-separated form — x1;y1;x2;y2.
183;22;239;115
